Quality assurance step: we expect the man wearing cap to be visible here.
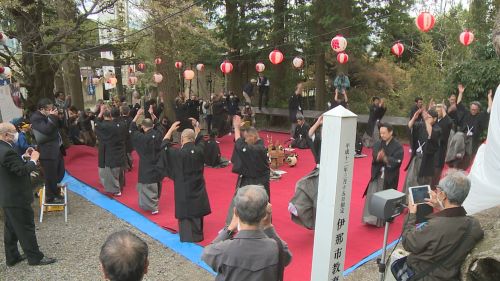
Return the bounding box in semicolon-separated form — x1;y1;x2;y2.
130;108;164;214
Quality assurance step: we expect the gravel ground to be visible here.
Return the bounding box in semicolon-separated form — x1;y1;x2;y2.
0;192;213;281
0;191;379;281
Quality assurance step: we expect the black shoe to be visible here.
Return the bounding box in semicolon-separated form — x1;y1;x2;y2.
46;197;64;204
29;256;56;266
7;254;27;267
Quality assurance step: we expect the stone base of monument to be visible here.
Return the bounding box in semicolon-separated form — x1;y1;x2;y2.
461;206;500;281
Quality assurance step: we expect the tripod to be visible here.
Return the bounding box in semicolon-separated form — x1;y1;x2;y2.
377;218;394;281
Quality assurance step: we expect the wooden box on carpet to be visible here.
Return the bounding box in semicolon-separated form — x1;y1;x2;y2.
269;149;285;169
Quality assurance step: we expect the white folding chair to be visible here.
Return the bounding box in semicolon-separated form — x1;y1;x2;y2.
39;184;68;223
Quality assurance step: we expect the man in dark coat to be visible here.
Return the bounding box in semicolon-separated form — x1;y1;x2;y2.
363;97;387;148
257;73;270;110
288;82;304;138
0;122;56;266
130;108;164;214
433;104;453;186
291;115;310;149
454;89;493;169
121;105;134;171
362;123;404;227
95;106;127;196
204;130;229;168
30;98;66;203
226;115;270;224
160;120;211;242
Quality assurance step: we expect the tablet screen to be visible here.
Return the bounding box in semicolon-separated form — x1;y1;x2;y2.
410;185;430;204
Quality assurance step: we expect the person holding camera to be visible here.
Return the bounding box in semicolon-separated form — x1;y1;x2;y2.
202;185;292;281
30;98;66;204
0;122;56;266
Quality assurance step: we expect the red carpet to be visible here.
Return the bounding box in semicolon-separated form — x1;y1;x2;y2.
65;132;411;280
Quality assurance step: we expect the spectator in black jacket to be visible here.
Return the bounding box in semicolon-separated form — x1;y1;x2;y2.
288;82;304;138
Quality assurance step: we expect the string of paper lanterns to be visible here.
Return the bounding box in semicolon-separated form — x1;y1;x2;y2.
135;11;475;79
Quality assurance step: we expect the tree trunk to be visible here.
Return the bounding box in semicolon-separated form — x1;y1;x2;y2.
153;3;178;121
225;0;244;96
272;0;287;104
312;0;327;110
494;7;500;55
56;0;84;110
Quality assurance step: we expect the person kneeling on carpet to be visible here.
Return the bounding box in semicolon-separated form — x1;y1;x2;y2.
204;130;229;168
393;170;483;281
291;115;310;149
100;230;149;281
202;185;292;281
130;108;163;215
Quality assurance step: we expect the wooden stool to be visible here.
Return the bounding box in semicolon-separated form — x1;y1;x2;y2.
39;184;68;223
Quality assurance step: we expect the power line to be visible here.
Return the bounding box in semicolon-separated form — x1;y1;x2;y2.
17;0;203;57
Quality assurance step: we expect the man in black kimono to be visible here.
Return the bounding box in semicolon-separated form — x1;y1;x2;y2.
404;109;442;192
203;130;229;168
288;82;303;138
257;73;270;110
363;97;387;148
404;109;441;223
120;106;134;171
291;115;310;149
433;104;453;186
95;106;127;196
130;108;163;214
226;115;270;224
455;89;493;169
160;120;211;242
30;98;66;204
362;123;404;227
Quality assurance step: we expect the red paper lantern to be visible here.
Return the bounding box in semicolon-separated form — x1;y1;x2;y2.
196;63;204;72
459;30;474;46
175;61;183;69
128;77;138;85
2;67;11;78
415;12;435;32
154;57;162;65
331;35;347;53
183;69;195;80
0;32;7;45
255;62;265;73
391;42;405;57
0;67;4;74
292;57;304;69
220;60;233;74
153;73;163;83
269;49;284;65
137;63;146;71
337;53;349;64
108;77;118;85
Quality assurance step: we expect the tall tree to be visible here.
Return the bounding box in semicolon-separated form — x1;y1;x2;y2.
0;0;117;110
